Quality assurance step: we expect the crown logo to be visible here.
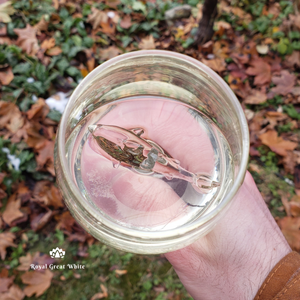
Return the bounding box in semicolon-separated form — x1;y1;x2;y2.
49;247;65;258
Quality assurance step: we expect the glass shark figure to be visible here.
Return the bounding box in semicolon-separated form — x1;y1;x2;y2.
88;124;219;194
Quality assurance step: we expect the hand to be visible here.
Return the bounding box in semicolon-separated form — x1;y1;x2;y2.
165;172;291;300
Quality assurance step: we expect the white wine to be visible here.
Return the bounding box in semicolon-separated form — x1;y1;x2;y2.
68;96;234;231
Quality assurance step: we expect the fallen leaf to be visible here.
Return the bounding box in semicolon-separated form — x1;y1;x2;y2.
138;35;155;50
31;211;52;231
285;51;300;69
259;130;298;156
105;0;121;9
21;269;53;297
2;194;24;226
55;211;75;232
0;284;25;300
0;232;17;260
46;46;62;56
244;90;267;104
33;181;64;209
99;46;121;61
202;58;226;73
41;38;55;50
270;70;296;96
246;57;271;85
0;275;14;293
34;17;49;34
120;15;132;29
278;217;300;251
115;269;127;276
0;1;15;23
90;284;108;300
17;253;33;271
0;67;13;85
87;7;108;30
14;25;39;56
36;140;55;169
26;98;49;120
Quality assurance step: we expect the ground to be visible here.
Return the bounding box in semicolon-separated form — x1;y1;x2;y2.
0;0;300;299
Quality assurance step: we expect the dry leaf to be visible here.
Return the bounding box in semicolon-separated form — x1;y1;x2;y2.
46;46;62;56
0;275;14;293
26;98;49;120
0;67;13;85
120;15;132;29
2;194;24;226
17;253;33;271
278;217;300;251
246;57;271;85
244;90;267;104
259;130;298;156
55;211;75;232
14;25;39;56
0;284;25;300
36;140;55;169
21;269;53;297
99;46;121;61
285;51;300;68
34;17;49;34
31;210;52;231
138;35;155;50
115;269;127;276
105;0;121;9
41;38;55;50
270;70;296;96
87;7;108;30
202;58;226;73
0;1;15;23
90;284;108;300
0;232;17;260
33;181;64;209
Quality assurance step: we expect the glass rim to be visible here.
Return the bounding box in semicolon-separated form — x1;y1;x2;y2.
57;49;250;239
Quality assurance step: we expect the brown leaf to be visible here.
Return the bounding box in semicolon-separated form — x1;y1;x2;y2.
25;121;48;150
34;17;49;34
246;57;271;85
26;98;49;120
105;0;121;9
2;194;24;226
90;284;108;300
87;8;108;30
99;46;121;61
55;211;75;232
40;38;55;50
0;275;14;293
30;210;52;231
115;269;127;276
21;269;53;297
0;232;17;260
46;46;62;56
259;130;298;156
0;67;13;85
0;284;25;300
278;217;300;251
285;51;300;69
17;253;33;271
100;19;116;34
36;140;55;169
202;58;226;73
244;90;267;104
0;101;24;134
33;181;64;209
120;15;132;29
14;24;39;56
270;70;296;96
138;35;155;50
